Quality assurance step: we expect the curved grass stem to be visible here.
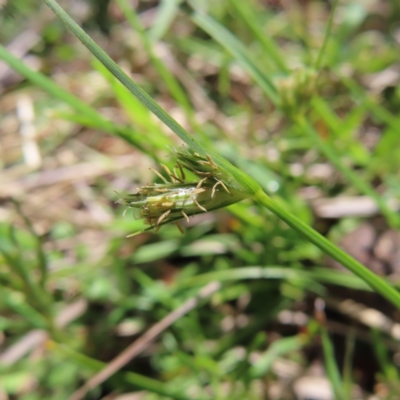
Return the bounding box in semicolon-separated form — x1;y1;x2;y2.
42;0;400;311
43;0;206;156
254;189;400;309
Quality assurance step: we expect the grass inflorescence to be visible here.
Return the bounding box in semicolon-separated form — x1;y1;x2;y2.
121;148;250;235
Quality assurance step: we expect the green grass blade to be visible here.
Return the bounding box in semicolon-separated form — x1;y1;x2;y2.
191;10;280;105
342;329;356;399
92;59;172;152
0;44;151;152
297;112;400;228
4;287;49;329
148;0;182;43
343;77;400;132
229;0;289;73
177;266;371;292
0;45;114;132
321;327;346;400
250;335;307;378
255;190;400;309
371;328;400;382
43;0;206;156
12;200;48;288
116;0;192;113
314;0;339;70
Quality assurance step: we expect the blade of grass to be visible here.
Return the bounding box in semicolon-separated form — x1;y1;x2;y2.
0;45;151;154
177;266;372;292
229;0;289;73
250;334;308;378
92;59;172;151
148;0;182;42
321;326;346;400
12;200;48;287
191;10;279;105
4;287;49;329
0;45;113;132
255;190;400;309
1;244;50;313
342;329;356;399
371;328;400;382
342;77;400;131
296;111;400;227
43;0;206;156
314;0;339;70
116;0;192;113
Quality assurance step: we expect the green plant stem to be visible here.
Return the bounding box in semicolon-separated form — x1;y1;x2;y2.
177;266;372;291
191;10;279;104
116;0;192;113
315;0;338;70
254;189;400;309
0;44;154;155
343;77;400;131
296;113;400;228
0;45;112;131
343;329;356;398
321;327;346;400
229;0;289;73
12;200;48;287
1;248;50;313
43;0;206;156
148;0;182;42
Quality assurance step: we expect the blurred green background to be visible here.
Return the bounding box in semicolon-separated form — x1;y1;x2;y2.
1;0;400;399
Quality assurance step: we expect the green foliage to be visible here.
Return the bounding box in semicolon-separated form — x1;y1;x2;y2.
1;0;400;399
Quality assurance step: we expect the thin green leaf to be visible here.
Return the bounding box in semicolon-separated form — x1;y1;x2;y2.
342;329;356;398
315;0;339;69
297;112;400;227
229;0;289;73
43;0;206;156
191;10;280;105
371;328;400;382
116;0;192;113
148;0;183;43
321;327;346;400
250;335;306;378
0;45;114;132
255;190;400;309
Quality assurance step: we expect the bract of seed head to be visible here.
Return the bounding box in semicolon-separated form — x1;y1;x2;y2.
175;147;245;192
122;181;247;229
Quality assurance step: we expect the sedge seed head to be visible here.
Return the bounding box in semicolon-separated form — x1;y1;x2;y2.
120;147;255;234
122;181;246;228
174;147;247;193
120;147;254;233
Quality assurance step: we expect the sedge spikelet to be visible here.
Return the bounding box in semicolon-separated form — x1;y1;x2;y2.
120;148;250;235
